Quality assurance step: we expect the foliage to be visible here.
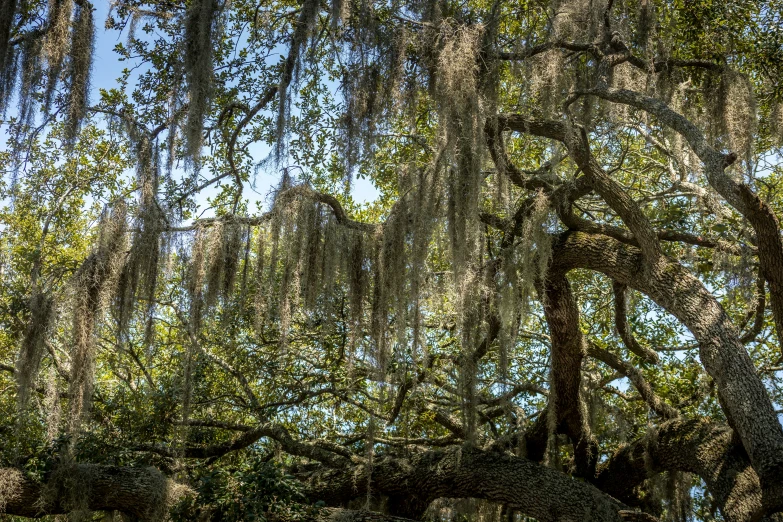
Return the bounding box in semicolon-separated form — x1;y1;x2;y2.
172;454;308;521
0;0;782;521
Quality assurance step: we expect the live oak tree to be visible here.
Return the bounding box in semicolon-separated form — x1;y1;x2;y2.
1;0;783;520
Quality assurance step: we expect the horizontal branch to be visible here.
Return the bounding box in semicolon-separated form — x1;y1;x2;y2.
0;465;188;519
303;445;632;521
551;231;783;505
0;466;417;522
625;55;724;74
492;41;595;61
138;422;352;467
561;211;752;256
595;419;765;521
272;508;421;522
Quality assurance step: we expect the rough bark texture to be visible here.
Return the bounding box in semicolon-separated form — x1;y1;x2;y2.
302;445;627;521
498;112;783;504
139;421;351;466
551;231;783;511
6;5;783;522
541;273;597;478
1;464;174;519
595;419;764;521
311;510;418;522
592;85;783;367
0;466;416;522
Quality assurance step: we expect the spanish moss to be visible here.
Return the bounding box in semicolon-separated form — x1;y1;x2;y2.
184;0;218;165
116;132;164;346
42;0;73;111
274;0;319;162
43;365;61;441
188;224;208;330
64;2;94;143
68;202;128;430
717;70;757;169
15;290;55;408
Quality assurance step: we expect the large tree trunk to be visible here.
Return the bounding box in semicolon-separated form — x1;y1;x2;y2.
591;85;783;364
541;273;597;478
0;465;176;519
497;111;783;501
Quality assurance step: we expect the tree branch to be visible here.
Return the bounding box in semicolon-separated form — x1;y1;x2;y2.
138;422;351;467
541;272;597;479
302;445;630;521
0;466;418;522
0;465;188;519
587;85;783;357
595;419;769;521
587;342;677;419
612;282;659;364
498;115;665;267
552;231;783;500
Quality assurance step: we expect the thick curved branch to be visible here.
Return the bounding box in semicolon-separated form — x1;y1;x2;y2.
491;37;722;74
469;313;502;365
424;405;467;439
138;422;351;467
595;420;767;521
588;85;783;355
552;231;783;501
498;115;664;266
625;55;724;75
0;466;415;522
562;210;751;256
176;418;254;431
303;445;631;521
307;188;377;231
388;355;438;425
485;122;555;191
541;272;597;479
0;465;185;519
492;41;596;61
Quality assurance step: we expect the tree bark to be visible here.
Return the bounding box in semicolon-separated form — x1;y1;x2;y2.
1;464;178;519
591;85;783;368
302;445;628;521
495;113;783;501
595;419;766;521
541;273;597;478
551;231;783;511
0;466;419;522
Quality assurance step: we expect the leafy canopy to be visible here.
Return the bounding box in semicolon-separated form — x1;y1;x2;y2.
1;0;783;520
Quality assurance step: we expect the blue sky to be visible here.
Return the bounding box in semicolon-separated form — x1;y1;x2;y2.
89;3;379;216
